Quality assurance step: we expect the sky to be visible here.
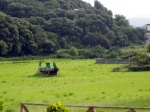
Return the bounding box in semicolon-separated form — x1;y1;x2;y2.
82;0;150;19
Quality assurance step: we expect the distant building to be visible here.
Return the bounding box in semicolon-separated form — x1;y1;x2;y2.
146;24;150;33
146;24;150;42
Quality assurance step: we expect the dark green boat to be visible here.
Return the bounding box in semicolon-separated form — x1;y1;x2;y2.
38;61;59;75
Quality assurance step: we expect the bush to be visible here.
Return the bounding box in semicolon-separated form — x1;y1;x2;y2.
56;53;72;58
131;53;150;66
78;49;95;59
147;44;150;52
47;103;71;112
105;51;119;59
0;100;3;111
56;50;73;58
69;47;78;58
129;65;150;71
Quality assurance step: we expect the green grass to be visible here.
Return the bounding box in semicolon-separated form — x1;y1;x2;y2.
0;59;150;112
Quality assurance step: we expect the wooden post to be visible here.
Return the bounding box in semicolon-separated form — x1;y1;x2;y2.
20;103;24;112
23;105;29;112
127;108;136;112
20;103;29;112
86;107;96;112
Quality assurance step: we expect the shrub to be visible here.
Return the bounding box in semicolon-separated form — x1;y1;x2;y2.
131;53;150;66
69;47;78;58
129;65;150;71
47;103;71;112
147;44;150;52
78;49;95;59
106;51;119;59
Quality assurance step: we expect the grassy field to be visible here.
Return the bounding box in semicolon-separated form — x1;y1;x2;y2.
0;59;150;112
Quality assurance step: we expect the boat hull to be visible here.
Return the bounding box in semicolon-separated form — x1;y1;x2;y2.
39;69;58;75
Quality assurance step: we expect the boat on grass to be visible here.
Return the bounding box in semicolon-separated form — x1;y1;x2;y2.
38;61;59;75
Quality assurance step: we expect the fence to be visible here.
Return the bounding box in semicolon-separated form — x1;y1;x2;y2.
20;102;150;112
95;58;129;64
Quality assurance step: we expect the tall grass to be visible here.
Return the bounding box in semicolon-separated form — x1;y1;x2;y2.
0;59;150;111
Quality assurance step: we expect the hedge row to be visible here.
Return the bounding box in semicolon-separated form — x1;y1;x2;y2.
0;55;54;61
129;65;150;71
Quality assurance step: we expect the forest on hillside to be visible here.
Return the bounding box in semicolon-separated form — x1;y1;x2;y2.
0;0;147;57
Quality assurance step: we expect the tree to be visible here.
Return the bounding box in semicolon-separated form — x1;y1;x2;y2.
147;44;150;52
105;46;122;58
83;32;110;48
10;42;22;55
94;0;104;10
44;0;60;9
41;40;56;54
91;45;106;58
0;40;8;55
131;54;150;66
69;46;78;58
114;15;129;27
106;51;118;58
0;0;148;57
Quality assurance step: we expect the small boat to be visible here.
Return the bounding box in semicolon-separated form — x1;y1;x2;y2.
38;61;59;75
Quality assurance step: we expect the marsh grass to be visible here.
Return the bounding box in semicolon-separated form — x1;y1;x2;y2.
0;59;150;111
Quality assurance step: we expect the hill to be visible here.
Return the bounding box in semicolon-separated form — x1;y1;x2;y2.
0;0;147;56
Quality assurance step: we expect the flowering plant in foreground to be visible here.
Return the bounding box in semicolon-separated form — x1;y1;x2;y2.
47;103;71;112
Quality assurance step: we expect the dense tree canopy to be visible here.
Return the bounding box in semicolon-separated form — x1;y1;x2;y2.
0;0;147;56
0;12;54;55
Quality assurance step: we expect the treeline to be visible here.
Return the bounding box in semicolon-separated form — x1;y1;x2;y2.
0;0;147;56
0;12;56;56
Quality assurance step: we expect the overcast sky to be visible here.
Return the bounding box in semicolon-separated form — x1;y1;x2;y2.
83;0;150;19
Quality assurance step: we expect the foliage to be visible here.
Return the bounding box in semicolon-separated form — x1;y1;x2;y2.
56;50;72;58
91;45;106;58
114;15;129;27
0;0;147;57
105;47;122;58
83;32;111;49
0;12;51;56
56;48;95;59
129;65;150;71
77;49;94;58
56;46;123;59
147;44;150;52
69;47;78;58
47;103;71;112
105;51;119;59
131;53;150;66
0;40;8;55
